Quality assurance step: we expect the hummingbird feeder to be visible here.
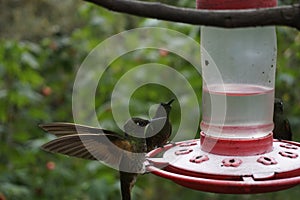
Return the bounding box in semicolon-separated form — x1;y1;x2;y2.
146;0;300;194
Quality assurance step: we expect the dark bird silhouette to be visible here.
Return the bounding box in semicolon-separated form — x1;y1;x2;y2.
146;99;174;151
40;99;174;200
273;98;292;140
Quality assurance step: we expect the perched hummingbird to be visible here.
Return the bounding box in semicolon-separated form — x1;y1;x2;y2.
146;99;174;151
40;100;174;200
273;98;292;140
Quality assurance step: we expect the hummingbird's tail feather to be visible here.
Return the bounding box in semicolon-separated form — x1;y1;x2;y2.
119;171;137;200
39;122;117;137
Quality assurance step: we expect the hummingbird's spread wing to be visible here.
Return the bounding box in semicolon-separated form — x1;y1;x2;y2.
39;122;118;137
41;133;132;169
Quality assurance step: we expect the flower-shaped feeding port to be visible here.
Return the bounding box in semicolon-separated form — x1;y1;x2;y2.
146;139;300;194
145;0;300;194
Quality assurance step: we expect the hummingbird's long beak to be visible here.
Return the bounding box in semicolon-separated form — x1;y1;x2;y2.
167;99;175;105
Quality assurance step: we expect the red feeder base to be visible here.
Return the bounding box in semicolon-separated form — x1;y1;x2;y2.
146;139;300;194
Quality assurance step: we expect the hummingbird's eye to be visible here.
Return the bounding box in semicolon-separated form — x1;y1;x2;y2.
137;122;140;125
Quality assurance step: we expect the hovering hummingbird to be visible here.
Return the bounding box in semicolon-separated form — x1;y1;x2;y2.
273;98;292;140
40;99;174;200
41;121;148;200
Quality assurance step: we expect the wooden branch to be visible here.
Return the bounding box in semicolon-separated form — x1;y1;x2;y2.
84;0;300;30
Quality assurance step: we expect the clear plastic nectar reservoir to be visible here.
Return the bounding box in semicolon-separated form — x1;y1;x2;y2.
200;26;277;139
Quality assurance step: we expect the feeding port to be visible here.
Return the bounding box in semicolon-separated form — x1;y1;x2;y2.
146;138;300;194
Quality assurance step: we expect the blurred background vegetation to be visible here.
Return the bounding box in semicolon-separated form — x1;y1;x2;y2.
1;0;300;199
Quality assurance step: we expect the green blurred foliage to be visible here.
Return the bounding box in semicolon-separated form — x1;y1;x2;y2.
0;0;300;200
